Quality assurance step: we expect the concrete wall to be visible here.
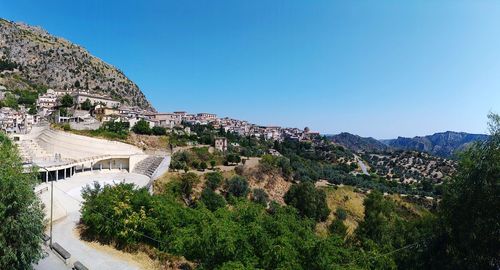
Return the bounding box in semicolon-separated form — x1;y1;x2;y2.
93;158;129;170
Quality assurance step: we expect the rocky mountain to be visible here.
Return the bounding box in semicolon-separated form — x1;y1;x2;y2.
0;18;154;111
382;131;489;158
328;132;390;153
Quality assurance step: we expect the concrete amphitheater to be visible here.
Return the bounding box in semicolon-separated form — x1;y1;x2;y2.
14;124;169;182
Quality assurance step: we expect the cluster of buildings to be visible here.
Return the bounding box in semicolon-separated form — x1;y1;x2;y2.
0;87;128;133
0;106;38;134
148;112;320;142
1;85;321;142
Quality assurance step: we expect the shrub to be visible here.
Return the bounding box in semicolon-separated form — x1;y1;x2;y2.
226;154;241;164
60;93;74;108
200;188;226;211
180;173;199;198
132;119;152;135
251;188;269;206
152;126;167;136
199;162;208;171
81;98;92;110
226;175;249;198
336;208;348;221
206;172;223;190
329;219;347;238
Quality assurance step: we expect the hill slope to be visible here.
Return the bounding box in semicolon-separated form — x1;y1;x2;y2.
0;18;154;110
383;131;488;158
328;132;389;153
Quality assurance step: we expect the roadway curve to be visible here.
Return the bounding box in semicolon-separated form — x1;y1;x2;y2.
354;154;370;175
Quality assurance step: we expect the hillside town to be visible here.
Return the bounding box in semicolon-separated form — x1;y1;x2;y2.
0;85;320;142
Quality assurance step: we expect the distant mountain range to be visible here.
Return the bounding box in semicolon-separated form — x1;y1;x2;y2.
382;131;489;158
328;131;489;158
328;132;389;153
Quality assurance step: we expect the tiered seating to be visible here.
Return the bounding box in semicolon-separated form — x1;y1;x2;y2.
16;139;51;162
35;129;142;160
133;156;164;178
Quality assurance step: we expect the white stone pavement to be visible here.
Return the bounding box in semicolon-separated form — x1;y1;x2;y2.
34;171;151;270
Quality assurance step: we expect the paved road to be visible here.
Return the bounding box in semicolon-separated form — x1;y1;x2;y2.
354;155;370;175
34;172;151;270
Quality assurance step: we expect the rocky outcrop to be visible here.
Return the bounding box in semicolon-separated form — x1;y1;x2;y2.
383;131;489;158
0;18;155;111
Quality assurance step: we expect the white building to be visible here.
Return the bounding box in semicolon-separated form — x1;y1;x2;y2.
36;89;58;112
73;92;121;108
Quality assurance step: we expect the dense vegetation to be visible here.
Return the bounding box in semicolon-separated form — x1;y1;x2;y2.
0;88;47;113
0;133;45;269
170;146;243;171
80;180;394;269
79;113;500;269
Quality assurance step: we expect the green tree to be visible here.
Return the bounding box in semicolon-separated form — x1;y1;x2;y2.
200;188;227;211
284;182;330;222
152;126;167;136
226;175;249;198
2;93;18;109
180;173;199;198
59;107;68;117
81;98;92;110
16;90;38;106
434;113;500;269
60;93;74;108
329;219;347;238
0;133;45;269
28;105;37;115
206;172;224;190
132;119;152;135
226;154;241;165
210;160;217;169
251;188;269;206
199;161;208;171
355;191;396;245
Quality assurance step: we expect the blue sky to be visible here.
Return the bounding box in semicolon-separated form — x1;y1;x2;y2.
2;0;499;138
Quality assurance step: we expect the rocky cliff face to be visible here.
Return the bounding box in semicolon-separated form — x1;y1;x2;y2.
0;18;155;111
383;131;489;158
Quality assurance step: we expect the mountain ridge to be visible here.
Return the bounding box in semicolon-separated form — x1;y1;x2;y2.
327;131;488;158
327;132;390;153
0;18;155;111
382;131;489;158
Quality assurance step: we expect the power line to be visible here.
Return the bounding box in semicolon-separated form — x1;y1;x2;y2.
340;237;430;267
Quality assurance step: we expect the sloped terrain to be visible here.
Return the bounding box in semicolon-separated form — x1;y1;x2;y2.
328;132;390;153
383;131;488;158
0;18;154;110
361;150;456;184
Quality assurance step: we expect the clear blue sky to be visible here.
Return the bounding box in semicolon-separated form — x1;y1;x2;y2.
2;0;499;138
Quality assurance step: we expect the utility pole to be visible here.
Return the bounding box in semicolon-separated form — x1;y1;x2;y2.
50;178;54;247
